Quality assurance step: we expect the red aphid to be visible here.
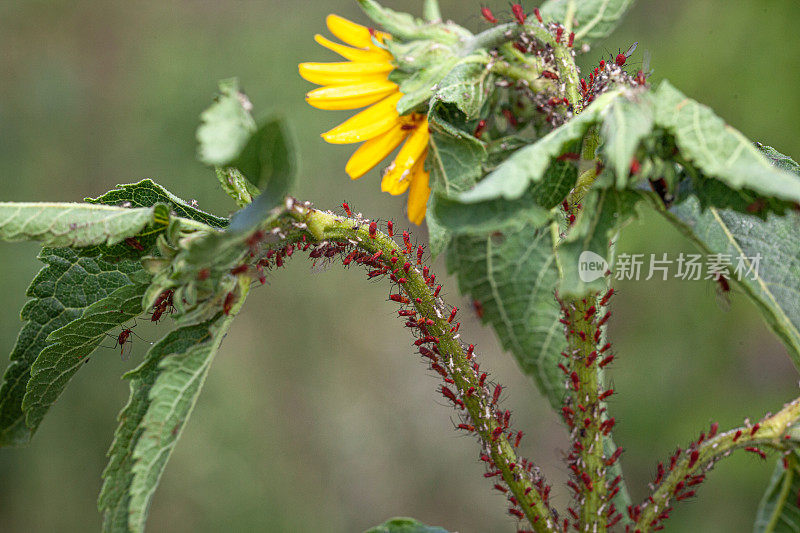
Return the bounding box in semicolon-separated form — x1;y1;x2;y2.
458;423;475;431
511;3;526;24
230;264;249;275
116;327;134;357
567;32;575;47
125;237;144;251
368;221;377;238
448;307;457;323
630;158;642;175
492;384;503;405
555;26;564;43
533;7;542;23
515;431;523;447
481;7;498;24
223;292;236;315
542;70;559;80
599;288;615;306
473;300;484;319
197;268;210;281
342;202;352;216
473;119;488;139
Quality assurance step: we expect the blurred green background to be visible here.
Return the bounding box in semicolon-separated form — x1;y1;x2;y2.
1;1;799;531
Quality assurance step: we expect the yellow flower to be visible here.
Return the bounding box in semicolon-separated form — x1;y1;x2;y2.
299;14;431;225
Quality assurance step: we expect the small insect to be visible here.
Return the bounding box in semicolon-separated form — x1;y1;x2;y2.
472;119;487;140
615;42;638;67
714;273;732;311
125;237;144;251
511;3;526;24
472;300;484;319
481;6;498;24
112;324;143;360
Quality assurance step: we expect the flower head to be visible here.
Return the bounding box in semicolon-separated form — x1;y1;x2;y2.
299;15;430;225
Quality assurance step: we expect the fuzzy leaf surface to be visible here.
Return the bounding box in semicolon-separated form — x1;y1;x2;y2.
665;197;800;365
457;89;622;202
447;222;565;409
99;319;220;532
125;314;230;532
601;93;654;187
196;78;256;167
0;249;142;446
22;273;150;432
654;81;800;203
87;179;228;228
433;55;494;120
753;450;800;533
540;0;636;44
0;203;169;248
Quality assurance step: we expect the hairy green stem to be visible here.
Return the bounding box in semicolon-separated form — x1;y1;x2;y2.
564;296;608;532
635;397;800;532
291;205;558;532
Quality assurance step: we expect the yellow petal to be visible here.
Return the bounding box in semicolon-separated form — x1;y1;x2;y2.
306;80;398;110
314;34;391;63
381;118;430;195
321;93;402;144
326;14;389;49
298;62;393;86
407;159;430;225
345;121;409;179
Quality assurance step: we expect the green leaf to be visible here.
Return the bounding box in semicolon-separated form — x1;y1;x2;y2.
396;57;459;116
365;517;450;533
87;178;228;229
753;450;800;533
653;81;800;203
0;202;170;248
540;0;636;44
198;79;297;204
99;319;222;532
0;249;143;446
447;222;566;409
457;88;623;202
601;92;654;187
357;0;469;43
427;103;487;196
22;274;150;433
431;191;550;235
233;117;296;197
664;196;800;366
433;55;494;120
197;78;256;167
125;314;231;532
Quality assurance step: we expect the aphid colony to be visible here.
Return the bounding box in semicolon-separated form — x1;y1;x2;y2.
222;202;560;528
478;5;648;129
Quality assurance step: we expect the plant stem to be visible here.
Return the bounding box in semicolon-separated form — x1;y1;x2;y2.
635;397;800;532
291;205;559;532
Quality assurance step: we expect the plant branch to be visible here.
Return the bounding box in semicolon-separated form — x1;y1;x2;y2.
286;204;559;532
634;397;800;532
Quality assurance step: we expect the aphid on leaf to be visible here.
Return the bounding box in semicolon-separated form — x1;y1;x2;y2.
125;237;144;251
472;300;484;319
